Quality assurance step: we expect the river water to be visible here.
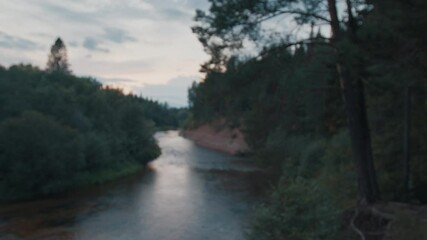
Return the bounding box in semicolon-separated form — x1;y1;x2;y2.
0;131;264;240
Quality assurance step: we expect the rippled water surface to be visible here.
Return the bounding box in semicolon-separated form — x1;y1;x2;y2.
0;131;264;240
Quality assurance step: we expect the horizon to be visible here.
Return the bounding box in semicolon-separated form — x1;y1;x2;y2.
0;0;210;107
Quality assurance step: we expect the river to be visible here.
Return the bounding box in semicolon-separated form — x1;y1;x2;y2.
0;131;264;240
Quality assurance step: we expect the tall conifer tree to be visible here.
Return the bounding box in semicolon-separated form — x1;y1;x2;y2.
46;38;70;74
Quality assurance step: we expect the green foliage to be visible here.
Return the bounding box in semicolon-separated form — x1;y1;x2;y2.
189;0;427;238
192;0;332;53
74;162;144;186
249;178;340;240
0;65;179;199
318;130;357;208
188;16;355;238
249;130;356;240
261;129;356;197
0;111;83;197
188;44;342;142
46;38;71;74
298;138;327;178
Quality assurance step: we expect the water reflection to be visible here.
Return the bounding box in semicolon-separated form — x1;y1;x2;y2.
0;131;262;240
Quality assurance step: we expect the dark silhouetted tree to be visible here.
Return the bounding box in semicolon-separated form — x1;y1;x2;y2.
46;37;71;74
192;0;380;204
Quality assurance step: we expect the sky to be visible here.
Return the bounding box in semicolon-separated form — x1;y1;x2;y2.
0;0;210;107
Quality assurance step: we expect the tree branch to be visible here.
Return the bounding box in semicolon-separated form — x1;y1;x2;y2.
259;37;334;58
255;9;331;25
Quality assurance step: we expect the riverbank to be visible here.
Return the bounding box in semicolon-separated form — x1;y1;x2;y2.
0;161;147;202
181;121;249;155
0;131;262;240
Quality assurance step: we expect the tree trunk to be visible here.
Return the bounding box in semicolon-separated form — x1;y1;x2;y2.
327;0;380;204
327;0;340;39
345;0;357;35
336;64;380;204
402;86;411;201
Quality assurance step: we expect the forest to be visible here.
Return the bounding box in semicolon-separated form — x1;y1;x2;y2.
0;0;426;239
0;39;181;200
188;0;427;239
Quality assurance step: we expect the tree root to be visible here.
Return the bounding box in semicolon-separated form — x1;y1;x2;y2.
351;208;366;240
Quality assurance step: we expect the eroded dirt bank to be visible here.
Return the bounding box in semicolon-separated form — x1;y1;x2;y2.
181;121;250;155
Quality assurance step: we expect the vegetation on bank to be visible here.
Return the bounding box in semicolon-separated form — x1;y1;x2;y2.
189;0;427;239
0;40;181;200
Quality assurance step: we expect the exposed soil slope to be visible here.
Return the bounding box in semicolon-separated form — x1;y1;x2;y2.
182;121;249;155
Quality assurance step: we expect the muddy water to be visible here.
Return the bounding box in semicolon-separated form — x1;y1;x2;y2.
0;131;264;240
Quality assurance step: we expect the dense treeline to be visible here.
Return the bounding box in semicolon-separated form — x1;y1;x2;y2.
189;0;427;238
0;64;179;199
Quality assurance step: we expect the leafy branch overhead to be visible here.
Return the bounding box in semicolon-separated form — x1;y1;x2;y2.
192;0;337;53
192;0;382;205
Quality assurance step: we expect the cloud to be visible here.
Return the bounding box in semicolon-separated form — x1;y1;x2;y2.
161;7;192;21
68;41;79;47
98;77;137;85
93;75;198;107
82;28;137;54
0;0;209;103
39;2;98;24
0;32;40;50
38;1;191;24
81;58;155;75
82;37;109;53
103;27;137;43
177;0;210;10
138;76;199;107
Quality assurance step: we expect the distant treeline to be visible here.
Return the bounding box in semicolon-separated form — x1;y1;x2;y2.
0;64;182;199
189;0;427;238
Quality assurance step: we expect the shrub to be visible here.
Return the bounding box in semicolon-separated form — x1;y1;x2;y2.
0;111;84;197
248;178;340;240
319;130;357;208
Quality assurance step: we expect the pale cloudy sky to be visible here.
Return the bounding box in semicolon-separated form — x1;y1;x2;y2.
0;0;210;107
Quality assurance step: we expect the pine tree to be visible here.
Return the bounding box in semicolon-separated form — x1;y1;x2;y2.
46;38;71;74
192;0;380;204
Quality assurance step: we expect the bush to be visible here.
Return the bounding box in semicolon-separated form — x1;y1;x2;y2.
298;138;327;178
248;130;357;239
0;111;84;197
256;130;327;179
82;132;112;171
0;65;173;199
248;178;340;240
319;130;357;208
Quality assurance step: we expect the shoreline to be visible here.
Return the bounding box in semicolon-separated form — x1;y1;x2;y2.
181;122;250;155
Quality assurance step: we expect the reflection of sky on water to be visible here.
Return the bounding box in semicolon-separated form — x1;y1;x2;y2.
71;131;259;240
0;131;260;240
